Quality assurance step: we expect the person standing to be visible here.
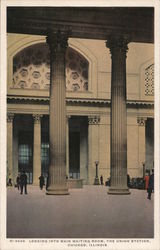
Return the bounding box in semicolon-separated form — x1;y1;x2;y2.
144;170;150;190
127;174;130;188
46;174;49;191
100;175;104;185
147;169;154;200
39;174;45;190
8;173;12;186
20;171;28;195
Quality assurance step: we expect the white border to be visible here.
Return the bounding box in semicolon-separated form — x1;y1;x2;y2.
0;1;160;250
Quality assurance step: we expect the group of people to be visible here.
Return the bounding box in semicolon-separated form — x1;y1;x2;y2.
12;169;154;199
16;172;47;194
16;171;28;194
101;170;154;200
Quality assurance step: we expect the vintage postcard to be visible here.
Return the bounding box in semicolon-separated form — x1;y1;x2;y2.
0;0;160;249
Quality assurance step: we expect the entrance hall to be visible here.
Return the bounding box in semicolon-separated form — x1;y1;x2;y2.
6;7;154;194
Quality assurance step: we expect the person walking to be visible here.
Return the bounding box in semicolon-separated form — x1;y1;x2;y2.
16;173;20;190
20;171;28;195
39;174;45;190
147;169;154;200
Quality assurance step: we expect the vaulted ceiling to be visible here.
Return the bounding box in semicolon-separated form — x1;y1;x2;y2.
7;7;154;43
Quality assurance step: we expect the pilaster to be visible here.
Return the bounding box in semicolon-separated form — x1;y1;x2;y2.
80;121;88;184
137;117;147;177
88;115;100;184
13;120;18;185
33;114;42;185
7;113;14;181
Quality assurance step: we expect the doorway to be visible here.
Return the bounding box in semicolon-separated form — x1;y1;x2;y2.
69;132;80;179
18;131;33;184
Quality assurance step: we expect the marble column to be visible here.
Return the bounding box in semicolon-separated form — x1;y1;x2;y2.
88;116;100;184
7;113;14;182
33;114;42;185
137;117;146;177
46;30;69;195
66;115;71;178
106;36;130;194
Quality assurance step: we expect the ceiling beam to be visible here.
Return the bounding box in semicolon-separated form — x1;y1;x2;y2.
7;7;154;43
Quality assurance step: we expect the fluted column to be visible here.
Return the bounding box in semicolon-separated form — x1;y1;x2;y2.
7;113;14;182
137;117;146;177
46;30;69;194
88;116;100;184
66;115;71;178
33;114;42;185
106;36;130;194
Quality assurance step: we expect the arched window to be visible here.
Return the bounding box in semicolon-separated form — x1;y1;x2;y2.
12;43;89;92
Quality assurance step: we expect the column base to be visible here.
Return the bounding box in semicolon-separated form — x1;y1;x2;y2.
108;187;130;195
32;182;39;186
94;177;100;185
46;185;69;195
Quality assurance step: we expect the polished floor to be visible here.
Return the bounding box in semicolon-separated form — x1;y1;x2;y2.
7;185;154;238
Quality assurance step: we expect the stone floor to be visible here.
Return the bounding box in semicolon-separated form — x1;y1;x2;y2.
7;185;154;238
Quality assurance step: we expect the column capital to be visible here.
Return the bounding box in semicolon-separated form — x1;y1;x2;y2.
88;115;100;125
137;117;147;126
66;115;71;122
7;113;14;123
33;114;43;124
46;30;70;57
106;35;129;56
66;115;71;119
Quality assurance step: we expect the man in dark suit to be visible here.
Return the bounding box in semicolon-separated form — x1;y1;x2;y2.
147;169;154;200
39;174;45;190
20;171;28;194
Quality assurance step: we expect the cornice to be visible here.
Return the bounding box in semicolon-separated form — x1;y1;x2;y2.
7;95;154;108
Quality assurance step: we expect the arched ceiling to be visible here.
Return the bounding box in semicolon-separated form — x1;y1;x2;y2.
12;43;89;91
7;7;154;43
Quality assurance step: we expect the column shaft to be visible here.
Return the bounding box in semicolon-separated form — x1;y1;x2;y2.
46;31;69;194
33;114;42;185
106;36;130;194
